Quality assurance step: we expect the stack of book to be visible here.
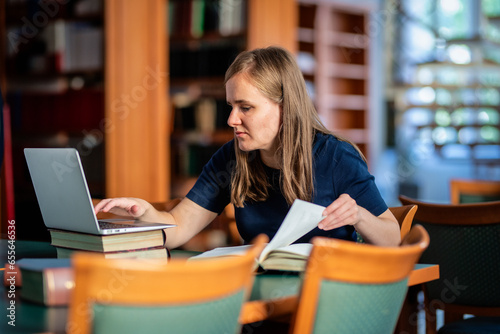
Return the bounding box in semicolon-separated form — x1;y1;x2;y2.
49;229;169;260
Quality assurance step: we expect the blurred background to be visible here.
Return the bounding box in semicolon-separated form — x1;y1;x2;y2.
1;0;499;242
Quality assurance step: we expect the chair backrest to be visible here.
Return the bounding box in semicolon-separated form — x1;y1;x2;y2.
450;178;500;204
67;234;267;334
399;195;500;312
291;225;429;334
389;204;418;239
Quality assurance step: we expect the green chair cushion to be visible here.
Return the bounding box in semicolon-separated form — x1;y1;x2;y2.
459;194;500;204
312;278;409;334
91;289;245;334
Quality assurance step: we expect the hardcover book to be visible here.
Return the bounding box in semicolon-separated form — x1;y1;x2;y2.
49;228;165;252
15;258;73;306
55;246;169;260
191;199;325;271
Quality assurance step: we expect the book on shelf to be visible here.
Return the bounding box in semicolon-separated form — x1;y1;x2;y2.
173;141;221;178
190;0;205;38
172;98;231;133
169;0;245;38
3;258;74;306
195;98;217;134
219;0;246;36
49;228;166;252
191;199;326;271
6;77;69;94
170;43;241;78
55;246;169;260
12;88;104;134
42;20;103;73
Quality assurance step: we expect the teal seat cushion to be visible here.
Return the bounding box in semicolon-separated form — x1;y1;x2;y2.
92;289;245;334
459;194;500;204
313;279;409;334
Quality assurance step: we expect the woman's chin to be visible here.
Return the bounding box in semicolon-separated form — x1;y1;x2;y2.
238;145;251;152
237;142;254;152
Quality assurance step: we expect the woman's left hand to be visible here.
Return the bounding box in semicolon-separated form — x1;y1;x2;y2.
318;194;361;230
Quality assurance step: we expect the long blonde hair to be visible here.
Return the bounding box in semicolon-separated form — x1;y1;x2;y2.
225;46;363;207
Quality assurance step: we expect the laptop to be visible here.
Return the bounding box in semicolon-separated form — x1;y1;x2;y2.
24;148;176;235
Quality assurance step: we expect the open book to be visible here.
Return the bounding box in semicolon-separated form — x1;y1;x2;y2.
191;199;326;271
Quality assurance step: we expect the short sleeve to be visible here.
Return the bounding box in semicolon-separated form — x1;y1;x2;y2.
332;141;388;216
185;140;235;214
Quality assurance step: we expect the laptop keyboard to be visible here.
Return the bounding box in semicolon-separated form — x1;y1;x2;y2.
98;221;135;229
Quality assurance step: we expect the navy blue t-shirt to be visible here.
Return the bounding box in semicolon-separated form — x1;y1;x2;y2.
186;132;388;244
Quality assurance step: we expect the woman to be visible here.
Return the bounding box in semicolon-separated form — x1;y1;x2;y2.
95;46;400;248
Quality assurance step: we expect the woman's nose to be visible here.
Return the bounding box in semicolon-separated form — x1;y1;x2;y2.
227;109;241;127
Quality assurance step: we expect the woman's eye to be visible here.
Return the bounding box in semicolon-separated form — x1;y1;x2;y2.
241;106;251;112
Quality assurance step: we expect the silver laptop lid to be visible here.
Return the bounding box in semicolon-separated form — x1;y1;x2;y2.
24;148;175;235
24;148;102;234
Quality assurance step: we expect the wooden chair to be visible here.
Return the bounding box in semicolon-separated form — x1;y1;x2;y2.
290;224;429;334
388;204;419;334
399;195;500;334
390;204;418;239
450;179;500;204
67;234;268;334
224;203;243;245
228;204;419;246
355;205;417;244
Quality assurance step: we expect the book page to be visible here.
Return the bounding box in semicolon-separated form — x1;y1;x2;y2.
259;199;325;262
269;243;313;258
190;245;253;259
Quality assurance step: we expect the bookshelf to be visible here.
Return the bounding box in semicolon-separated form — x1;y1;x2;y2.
395;55;500;164
297;0;375;164
1;0;296;241
2;0;168;239
166;0;296;250
3;0;106;239
394;5;500;174
168;0;296;198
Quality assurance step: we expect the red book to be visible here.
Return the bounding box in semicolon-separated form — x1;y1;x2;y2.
4;258;74;306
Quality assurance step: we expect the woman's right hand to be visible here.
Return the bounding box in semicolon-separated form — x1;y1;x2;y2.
94;197;220;249
94;197;152;219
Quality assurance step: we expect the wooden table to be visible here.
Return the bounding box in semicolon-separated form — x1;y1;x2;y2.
0;240;439;333
240;263;440;324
